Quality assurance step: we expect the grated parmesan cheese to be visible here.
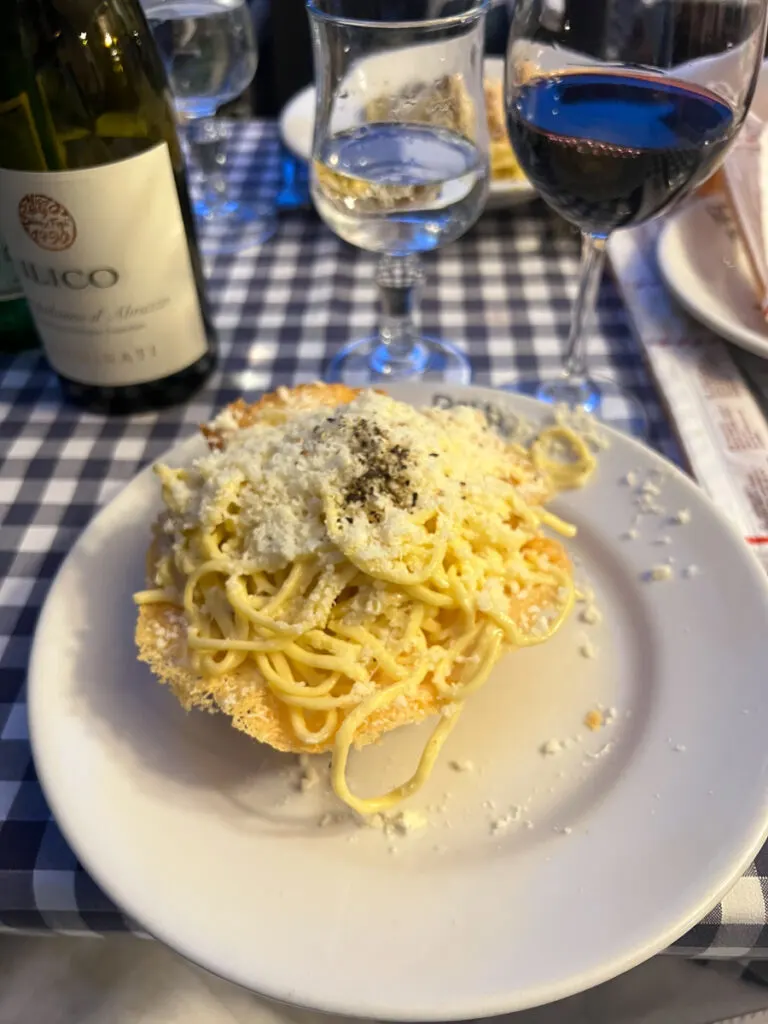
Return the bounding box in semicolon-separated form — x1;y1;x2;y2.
166;392;529;575
579;638;597;659
490;806;521;834
580;604;602;625
541;738;563;756
637;496;665;515
391;810;427;834
585;742;613;761
208;405;241;438
366;809;428;836
296;753;320;792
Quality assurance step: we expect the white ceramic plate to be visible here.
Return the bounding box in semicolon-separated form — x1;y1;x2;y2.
279;56;537;210
657;64;768;359
29;385;768;1020
658;196;768;359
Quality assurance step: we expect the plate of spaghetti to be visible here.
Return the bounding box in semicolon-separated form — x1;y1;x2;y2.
279;56;536;210
29;384;768;1020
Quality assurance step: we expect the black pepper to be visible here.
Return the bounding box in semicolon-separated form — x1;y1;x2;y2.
335;415;416;521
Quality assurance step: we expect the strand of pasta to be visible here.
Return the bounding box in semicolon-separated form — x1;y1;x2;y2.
531;425;597;490
330;664;458;815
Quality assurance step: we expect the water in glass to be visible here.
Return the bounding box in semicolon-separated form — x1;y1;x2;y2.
307;0;490;384
314;122;487;255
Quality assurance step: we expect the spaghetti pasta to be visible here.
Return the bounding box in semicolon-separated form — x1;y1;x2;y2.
135;385;595;816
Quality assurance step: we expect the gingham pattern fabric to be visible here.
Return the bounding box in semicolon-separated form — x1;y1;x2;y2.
0;122;761;952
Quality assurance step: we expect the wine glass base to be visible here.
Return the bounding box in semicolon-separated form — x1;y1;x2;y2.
195;200;277;257
503;374;649;438
325;334;471;385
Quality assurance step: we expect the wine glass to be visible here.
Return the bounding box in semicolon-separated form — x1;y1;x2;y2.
503;0;768;425
307;0;490;385
143;0;276;254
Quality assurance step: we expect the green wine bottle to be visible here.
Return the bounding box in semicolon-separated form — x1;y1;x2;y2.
0;0;217;414
0;228;39;353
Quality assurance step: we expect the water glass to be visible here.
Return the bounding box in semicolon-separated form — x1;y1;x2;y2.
307;0;490;384
144;0;276;253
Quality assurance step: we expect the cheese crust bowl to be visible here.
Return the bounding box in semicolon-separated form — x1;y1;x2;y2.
135;384;585;814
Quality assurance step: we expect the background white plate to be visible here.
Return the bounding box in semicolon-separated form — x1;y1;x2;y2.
656;63;768;359
29;385;768;1020
658;196;768;359
279;56;537;210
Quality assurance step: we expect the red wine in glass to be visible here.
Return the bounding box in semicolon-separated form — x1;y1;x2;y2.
506;69;736;237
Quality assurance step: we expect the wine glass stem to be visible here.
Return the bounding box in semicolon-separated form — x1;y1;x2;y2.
373;254;426;375
563;233;607;382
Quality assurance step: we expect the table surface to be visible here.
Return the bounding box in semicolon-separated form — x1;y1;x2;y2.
1;122;766;957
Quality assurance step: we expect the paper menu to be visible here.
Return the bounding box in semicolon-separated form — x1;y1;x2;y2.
609;220;768;571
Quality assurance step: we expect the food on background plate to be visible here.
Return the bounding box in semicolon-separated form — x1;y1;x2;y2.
315;75;473;212
134;385;593;816
364;73;525;184
484;78;526;181
366;73;476;138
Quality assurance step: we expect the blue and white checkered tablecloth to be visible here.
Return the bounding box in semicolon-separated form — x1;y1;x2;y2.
1;122;766;955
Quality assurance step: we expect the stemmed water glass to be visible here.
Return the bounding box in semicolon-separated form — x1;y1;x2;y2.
503;0;768;426
143;0;276;254
307;0;490;384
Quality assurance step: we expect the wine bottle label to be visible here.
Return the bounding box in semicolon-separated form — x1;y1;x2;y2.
0;143;208;386
0;233;24;304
